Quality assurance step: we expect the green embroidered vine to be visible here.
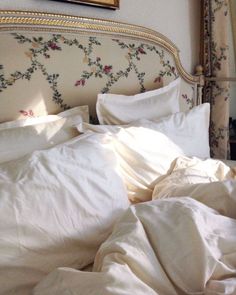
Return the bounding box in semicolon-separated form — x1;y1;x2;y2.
213;0;228;15
0;33;70;110
209;121;229;157
75;39;178;93
0;33;181;113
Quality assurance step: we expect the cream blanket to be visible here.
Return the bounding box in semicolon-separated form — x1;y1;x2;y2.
34;157;236;295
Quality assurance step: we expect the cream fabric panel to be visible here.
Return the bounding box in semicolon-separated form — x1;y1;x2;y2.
0;31;196;122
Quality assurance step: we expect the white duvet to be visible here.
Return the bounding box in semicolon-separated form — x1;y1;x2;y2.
33;157;236;295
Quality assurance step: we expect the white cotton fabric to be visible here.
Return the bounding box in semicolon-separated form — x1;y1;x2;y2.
79;122;184;202
153;155;234;196
152;156;236;217
146;102;210;159
96;78;181;125
0;106;90;164
0;105;89;130
33;180;236;295
0;133;129;295
78;103;210;202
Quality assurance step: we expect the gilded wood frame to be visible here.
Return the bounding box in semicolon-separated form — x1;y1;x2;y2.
55;0;119;9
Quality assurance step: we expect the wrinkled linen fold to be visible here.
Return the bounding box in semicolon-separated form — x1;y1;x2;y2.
34;157;236;295
0;133;129;295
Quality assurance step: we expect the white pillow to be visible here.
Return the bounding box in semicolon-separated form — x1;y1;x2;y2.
141;102;210;159
78;103;210;203
96;78;181;125
0;105;89;130
0;132;129;294
0;114;84;164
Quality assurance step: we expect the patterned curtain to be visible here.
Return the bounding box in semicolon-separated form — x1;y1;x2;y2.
202;0;230;159
230;0;236;62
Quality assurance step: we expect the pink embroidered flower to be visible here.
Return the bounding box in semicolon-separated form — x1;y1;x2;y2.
19;109;34;117
75;79;85;87
29;110;34;117
137;47;146;54
103;65;112;74
48;42;61;51
154;77;162;83
19;110;28;116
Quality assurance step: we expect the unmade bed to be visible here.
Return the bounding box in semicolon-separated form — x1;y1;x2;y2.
0;10;236;295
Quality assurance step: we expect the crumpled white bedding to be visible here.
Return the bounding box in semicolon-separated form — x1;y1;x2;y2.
79;103;210;203
33;157;236;295
0;132;129;295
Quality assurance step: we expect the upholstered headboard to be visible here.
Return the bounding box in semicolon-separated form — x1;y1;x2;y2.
0;10;203;123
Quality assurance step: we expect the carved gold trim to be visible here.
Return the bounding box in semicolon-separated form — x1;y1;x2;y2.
62;0;119;9
0;10;200;84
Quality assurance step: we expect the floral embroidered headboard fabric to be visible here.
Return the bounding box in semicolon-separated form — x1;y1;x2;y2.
0;11;202;123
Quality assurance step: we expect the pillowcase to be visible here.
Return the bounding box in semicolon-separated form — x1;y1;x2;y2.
0;112;86;164
78;103;210;203
96;78;181;125
141;102;210;159
0;105;89;130
0;132;129;294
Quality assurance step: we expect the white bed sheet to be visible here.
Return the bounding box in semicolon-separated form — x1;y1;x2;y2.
33;156;236;295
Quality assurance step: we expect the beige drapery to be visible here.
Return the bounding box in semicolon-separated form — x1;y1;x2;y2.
230;0;236;64
202;0;230;159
